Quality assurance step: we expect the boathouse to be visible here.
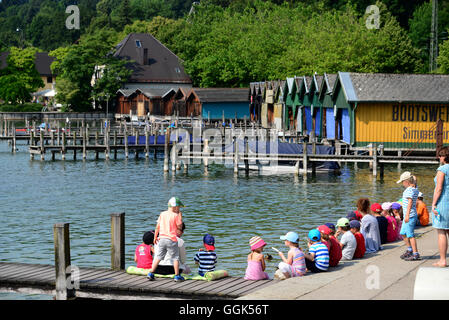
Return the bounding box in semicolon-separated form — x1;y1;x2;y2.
319;73;338;141
186;88;250;121
332;72;449;150
113;33;192;117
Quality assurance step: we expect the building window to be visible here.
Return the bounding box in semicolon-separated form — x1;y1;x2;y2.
47;76;52;84
175;67;181;73
136;40;142;48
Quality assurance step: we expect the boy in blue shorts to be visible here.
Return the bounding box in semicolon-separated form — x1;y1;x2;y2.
397;172;421;261
304;229;329;273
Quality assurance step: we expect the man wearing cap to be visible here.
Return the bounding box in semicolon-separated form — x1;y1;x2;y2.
147;197;185;282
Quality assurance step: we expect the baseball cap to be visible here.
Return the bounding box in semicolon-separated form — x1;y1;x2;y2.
391;202;402;210
397;171;413;184
336;217;350;227
168;197;185;207
418;192;424;198
249;236;266;251
349;220;361;229
203;233;215;251
371;203;382;213
381;202;392;211
280;232;299;243
346;211;357;221
308;229;321;242
324;223;335;231
317;225;331;235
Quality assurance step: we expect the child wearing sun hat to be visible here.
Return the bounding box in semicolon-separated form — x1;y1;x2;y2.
244;236;269;280
275;232;306;279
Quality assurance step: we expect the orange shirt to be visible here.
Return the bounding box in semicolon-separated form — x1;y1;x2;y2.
157;210;182;242
417;201;429;226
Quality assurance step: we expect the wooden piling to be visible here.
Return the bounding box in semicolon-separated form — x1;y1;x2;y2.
111;212;125;271
40;130;44;161
164;128;170;172
145;130;149;158
372;144;378;177
234;137;239;174
302;142;308;175
124;129;129;159
12;124;16;153
203;139;209;169
61;131;66;160
244;136;249;174
53;223;75;300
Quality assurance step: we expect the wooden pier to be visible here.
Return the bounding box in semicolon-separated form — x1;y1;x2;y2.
0;213;277;300
0;262;275;300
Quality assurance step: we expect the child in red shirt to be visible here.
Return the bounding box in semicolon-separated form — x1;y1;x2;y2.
349;220;366;259
134;231;154;269
318;224;342;267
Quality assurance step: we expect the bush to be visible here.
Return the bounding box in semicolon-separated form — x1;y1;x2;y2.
0;103;45;112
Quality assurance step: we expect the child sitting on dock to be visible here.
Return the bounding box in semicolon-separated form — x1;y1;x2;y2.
349;220;366;259
147;197;185;282
244;236;269;280
335;218;357;261
416;192;430;226
274;232;306;280
318;225;341;267
381;202;399;243
194;234;217;276
392;202;403;241
371;203;388;244
134;231;154;269
397;172;421;261
304;229;329;273
358;198;382;254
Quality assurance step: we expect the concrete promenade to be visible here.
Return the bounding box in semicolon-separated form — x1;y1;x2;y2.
239;225;445;300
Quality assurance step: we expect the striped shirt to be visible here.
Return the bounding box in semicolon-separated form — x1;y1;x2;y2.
309;242;329;271
291;248;306;276
194;251;217;274
402;187;419;218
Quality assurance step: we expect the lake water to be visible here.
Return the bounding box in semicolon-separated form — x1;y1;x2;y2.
0;140;440;299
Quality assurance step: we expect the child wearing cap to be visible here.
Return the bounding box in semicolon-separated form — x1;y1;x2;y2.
371;203;388;245
134;231;155;269
335;218;357;260
349;220;366;259
244;236;269;280
381;202;399;243
397;172;421;261
147;197;185;282
194;233;218;276
275;232;306;279
416;192;430;226
304;229;329;273
392;202;404;241
318;225;341;267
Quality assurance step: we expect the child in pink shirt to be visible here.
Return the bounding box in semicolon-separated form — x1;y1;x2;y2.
134;231;154;269
382;202;399;242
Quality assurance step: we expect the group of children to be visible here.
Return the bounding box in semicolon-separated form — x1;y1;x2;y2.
244;171;431;280
133;170;430;282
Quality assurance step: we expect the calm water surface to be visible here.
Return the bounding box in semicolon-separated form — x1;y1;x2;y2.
0;141;440;299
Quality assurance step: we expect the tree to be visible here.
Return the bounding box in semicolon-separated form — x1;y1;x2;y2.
0;46;44;104
54;28;130;111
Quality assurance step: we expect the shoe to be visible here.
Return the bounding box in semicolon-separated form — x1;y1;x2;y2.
147;272;155;281
400;250;412;259
404;253;422;261
174;275;185;282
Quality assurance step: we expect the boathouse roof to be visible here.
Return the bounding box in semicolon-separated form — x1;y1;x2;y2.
337;72;449;104
191;88;249;103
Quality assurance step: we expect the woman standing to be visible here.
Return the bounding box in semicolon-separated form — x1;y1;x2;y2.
431;146;449;267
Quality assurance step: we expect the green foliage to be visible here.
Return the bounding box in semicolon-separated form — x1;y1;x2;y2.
0;46;44;103
0;103;44;112
54;28;130;111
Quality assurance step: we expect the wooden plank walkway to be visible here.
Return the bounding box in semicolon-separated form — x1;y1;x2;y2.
0;262;277;300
